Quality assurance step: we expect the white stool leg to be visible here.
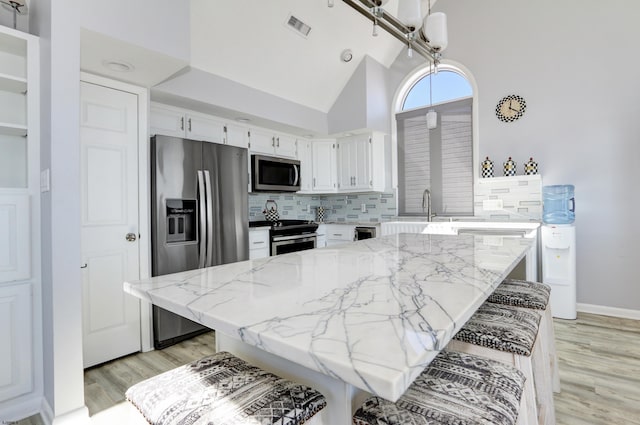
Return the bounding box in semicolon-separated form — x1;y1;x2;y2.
446;340;537;425
531;328;555;425
544;306;561;393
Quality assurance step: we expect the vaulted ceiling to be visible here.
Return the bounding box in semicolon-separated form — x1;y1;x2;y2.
80;0;438;114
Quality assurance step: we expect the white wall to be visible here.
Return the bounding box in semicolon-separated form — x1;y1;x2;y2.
30;0;89;421
421;0;640;310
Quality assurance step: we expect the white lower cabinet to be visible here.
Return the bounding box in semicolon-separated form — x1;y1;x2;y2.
316;224;327;248
325;224;356;247
249;228;270;259
0;282;32;401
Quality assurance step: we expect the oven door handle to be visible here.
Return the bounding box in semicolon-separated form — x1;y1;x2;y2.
272;233;317;242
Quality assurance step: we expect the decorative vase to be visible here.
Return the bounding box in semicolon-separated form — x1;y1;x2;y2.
503;157;517;176
481;156;494;178
524;157;538;175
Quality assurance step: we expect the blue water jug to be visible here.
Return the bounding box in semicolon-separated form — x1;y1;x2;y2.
543;185;575;224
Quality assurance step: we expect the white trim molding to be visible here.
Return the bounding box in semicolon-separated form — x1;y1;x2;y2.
577;303;640;321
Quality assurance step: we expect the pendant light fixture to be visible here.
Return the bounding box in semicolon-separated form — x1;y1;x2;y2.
426;61;437;130
338;0;448;65
397;0;422;32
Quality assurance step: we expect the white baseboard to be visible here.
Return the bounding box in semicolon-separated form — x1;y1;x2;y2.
40;399;89;425
577;303;640;320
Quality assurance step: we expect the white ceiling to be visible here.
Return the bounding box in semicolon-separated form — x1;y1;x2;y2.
80;0;438;113
190;0;405;113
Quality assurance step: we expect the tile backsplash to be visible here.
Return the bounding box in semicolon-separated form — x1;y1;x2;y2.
474;175;542;221
249;191;397;223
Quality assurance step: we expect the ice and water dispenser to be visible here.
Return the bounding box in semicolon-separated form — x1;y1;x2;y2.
541;185;577;319
165;199;197;243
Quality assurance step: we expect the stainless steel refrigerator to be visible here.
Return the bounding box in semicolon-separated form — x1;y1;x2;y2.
150;135;249;349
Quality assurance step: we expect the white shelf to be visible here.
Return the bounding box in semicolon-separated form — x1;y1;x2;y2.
0;122;27;136
0;73;27;93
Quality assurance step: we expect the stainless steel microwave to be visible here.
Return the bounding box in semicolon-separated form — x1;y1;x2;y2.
251;155;301;192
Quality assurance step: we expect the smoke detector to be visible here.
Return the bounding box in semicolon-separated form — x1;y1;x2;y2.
341;49;353;62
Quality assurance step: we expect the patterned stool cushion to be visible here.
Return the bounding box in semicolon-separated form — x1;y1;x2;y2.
353;350;525;425
488;279;551;310
126;351;326;425
454;303;541;357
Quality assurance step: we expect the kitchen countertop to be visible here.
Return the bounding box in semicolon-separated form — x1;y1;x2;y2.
124;233;533;401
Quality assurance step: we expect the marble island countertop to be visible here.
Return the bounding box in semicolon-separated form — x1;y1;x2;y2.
125;233;533;401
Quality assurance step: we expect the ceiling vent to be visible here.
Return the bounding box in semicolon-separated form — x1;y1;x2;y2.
286;14;311;38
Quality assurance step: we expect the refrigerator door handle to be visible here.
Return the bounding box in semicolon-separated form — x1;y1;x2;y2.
204;170;214;267
197;170;207;268
293;164;299;187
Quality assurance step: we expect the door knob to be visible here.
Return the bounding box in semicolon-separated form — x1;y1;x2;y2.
125;233;137;242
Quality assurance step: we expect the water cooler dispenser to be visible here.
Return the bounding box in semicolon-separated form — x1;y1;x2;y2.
541;185;577;319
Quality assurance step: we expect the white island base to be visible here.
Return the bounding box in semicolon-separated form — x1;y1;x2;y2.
217;332;370;424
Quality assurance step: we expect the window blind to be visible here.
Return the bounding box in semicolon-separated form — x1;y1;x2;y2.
397;98;473;216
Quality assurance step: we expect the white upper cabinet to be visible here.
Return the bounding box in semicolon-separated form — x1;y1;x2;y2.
337;135;371;192
297;139;313;193
150;104;224;143
311;140;337;192
249;129;297;158
225;123;249;149
150;103;248;148
339;132;391;193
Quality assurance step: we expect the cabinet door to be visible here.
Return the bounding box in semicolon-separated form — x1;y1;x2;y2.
337;139;353;190
312;141;336;192
274;134;297;158
353;135;371;190
225;123;249;149
150;104;186;137
249;129;276;155
249;229;270;259
0;194;30;283
297;140;313;192
0;282;33;401
186;112;225;144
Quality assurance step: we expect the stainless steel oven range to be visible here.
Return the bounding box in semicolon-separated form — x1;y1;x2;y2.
250;220;318;256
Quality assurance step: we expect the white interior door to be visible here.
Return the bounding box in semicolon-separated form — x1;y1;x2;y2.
80;81;141;368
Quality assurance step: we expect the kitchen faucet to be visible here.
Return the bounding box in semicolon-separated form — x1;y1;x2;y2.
422;188;435;221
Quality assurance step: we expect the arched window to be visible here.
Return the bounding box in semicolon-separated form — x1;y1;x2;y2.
402;70;472;111
396;67;474;216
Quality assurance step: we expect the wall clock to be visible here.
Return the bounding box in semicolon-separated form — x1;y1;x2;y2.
496;94;526;122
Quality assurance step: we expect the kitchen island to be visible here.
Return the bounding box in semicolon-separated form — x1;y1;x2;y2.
125;233;534;424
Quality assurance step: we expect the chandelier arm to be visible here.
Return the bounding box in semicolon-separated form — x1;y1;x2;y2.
342;0;439;62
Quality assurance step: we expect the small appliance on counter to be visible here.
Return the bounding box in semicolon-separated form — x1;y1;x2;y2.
541;184;576;319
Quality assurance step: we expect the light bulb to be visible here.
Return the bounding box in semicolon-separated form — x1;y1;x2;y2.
407;45;413;58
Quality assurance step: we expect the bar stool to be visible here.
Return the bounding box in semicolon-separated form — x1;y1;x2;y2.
353;350;529;425
488;278;560;393
126;351;326;425
447;302;554;425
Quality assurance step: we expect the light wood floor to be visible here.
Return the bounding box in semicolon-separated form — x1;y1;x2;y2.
16;312;640;424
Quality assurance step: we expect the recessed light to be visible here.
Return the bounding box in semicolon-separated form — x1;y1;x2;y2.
341;49;353;62
102;60;134;73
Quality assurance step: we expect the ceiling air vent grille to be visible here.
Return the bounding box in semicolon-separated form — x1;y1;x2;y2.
286;14;311;38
